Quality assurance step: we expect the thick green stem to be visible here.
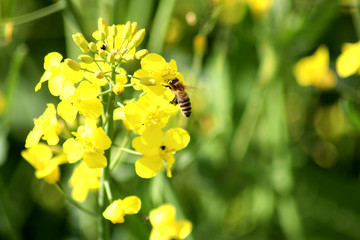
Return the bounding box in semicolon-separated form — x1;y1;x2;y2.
98;66;116;240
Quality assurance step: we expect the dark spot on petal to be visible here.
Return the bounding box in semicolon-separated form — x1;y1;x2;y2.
160;145;166;150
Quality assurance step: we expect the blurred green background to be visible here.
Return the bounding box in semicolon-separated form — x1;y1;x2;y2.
2;0;360;239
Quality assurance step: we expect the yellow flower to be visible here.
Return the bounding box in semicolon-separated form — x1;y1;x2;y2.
63;118;112;168
149;204;192;240
246;0;274;17
293;45;337;90
35;52;82;97
92;20;144;63
57;81;103;123
131;53;185;96
121;93;177;134
336;41;360;78
102;196;141;224
21;143;68;183
132;126;190;178
25;104;61;148
68;161;101;202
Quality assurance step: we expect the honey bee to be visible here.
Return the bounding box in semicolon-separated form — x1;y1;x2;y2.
165;78;191;117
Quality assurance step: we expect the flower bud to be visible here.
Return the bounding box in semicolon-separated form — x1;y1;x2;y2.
126;41;136;50
65;58;81;71
99;50;108;59
123;54;134;62
96;71;105;79
130;22;138;38
113;83;125;95
132;29;146;47
88;42;97;52
121;21;132;40
193;34;207;57
72;33;89;53
135;49;148;59
110;24;117;38
78;54;94;63
107;52;115;63
99;32;106;42
98;18;109;37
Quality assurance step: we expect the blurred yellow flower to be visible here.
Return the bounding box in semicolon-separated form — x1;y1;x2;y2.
69;161;102;202
21;143;67;183
293;45;337;90
246;0;274;17
336;41;360;78
103;196;141;223
0;91;6;115
63;118;111;169
25;104;61;148
132;126;190;178
149;204;192;240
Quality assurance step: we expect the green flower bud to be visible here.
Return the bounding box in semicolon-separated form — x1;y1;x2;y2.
88;42;97;52
130;22;138;38
65;58;81;71
99;50;108;59
132;29;145;47
123;54;134;62
99;32;106;42
98;18;108;37
96;71;105;79
121;21;132;40
110;24;117;38
107;53;115;63
126;41;136;50
78;54;94;63
72;33;89;53
135;49;148;59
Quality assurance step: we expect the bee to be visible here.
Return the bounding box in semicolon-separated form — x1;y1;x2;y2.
165;78;191;117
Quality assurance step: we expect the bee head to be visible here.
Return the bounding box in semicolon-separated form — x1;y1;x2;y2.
168;78;179;85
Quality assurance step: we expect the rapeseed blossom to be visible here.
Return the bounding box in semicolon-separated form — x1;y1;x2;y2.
25;104;61;148
57;81;103;123
336;41;360;78
63;118;111;168
132;126;190;178
149;204;192;240
293;45;337;90
103;196;141;223
24;17;192;237
35;52;82;98
21;143;67;183
69;161;102;202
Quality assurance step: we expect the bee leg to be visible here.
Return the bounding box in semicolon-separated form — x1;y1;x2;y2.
170;97;178;105
162;84;171;89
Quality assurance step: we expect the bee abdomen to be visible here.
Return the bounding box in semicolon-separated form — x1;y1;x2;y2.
179;95;191;117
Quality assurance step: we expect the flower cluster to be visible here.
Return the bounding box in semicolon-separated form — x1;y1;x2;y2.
22;17;192;239
293;41;360;90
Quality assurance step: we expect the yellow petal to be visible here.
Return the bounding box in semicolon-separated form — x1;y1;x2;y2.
122;196;142;214
141;53;166;72
92;127;112;150
103;200;125;223
141;125;163;148
124;101;147;124
78;98;103;119
83;151;107;168
48;75;65;96
336;42;360;78
135;156;163;178
57;100;78;123
63;138;83;163
164;128;190;151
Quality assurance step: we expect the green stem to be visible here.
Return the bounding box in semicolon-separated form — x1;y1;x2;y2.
54;183;97;217
110;131;131;169
98;66;117;240
351;4;360;41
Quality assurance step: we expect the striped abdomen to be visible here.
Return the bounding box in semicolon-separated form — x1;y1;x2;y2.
177;92;191;117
